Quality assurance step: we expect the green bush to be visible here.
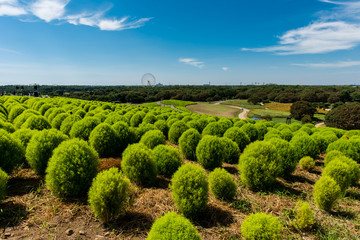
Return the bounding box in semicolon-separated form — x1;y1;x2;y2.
153;145;183;177
293;201;314;230
60;115;82;135
267;138;297;176
88;167;131;222
130;113;144;127
39;104;52;115
89;123;119;157
171;164;208;217
0;120;15;133
47;108;65;123
69;117;100;141
11;128;37;148
13;109;40;129
147;212;202;240
136;123;158;140
168;121;189;144
179;128;202;161
46;139;100;197
0;129;25;173
290;135;318;159
254;123;268;140
241;123;259;142
241;212;282;240
325;155;360;186
51;113;70;130
322;160;351;193
326;139;359;163
221;137;240;164
324;150;343;165
299;156;315;172
121;143;157;186
22;115;51;131
313;176;341;211
143;113;157;124
202;122;227;137
0;168;8;201
8;105;26;122
154;120;169;137
208;168;236;200
140;130;166;149
104;113;127;125
196;135;224;170
26;129;69;175
223;127;250;152
238;141;280;190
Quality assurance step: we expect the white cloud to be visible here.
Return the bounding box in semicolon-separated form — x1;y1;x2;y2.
242;0;360;55
30;0;69;22
0;0;151;31
0;0;26;16
179;58;205;69
293;60;360;68
222;67;229;71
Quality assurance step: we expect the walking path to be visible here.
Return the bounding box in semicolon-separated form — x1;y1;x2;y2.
156;101;183;112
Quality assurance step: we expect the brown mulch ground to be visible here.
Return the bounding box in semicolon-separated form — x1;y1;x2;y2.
0;155;359;239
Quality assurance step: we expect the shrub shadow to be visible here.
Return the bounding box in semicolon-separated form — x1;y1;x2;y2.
346;189;360;201
330;210;356;220
7;176;43;197
282;174;315;185
193;204;234;228
223;165;238;175
107;211;153;234
267;181;304;197
155;176;171;189
0;201;28;227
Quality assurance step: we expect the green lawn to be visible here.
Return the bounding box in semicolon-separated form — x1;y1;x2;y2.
221;99;264;109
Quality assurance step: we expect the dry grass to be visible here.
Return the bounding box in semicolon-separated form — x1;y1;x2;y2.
264;102;292;111
1;153;359;239
186;102;241;118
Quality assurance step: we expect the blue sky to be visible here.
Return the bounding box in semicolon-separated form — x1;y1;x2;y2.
0;0;360;85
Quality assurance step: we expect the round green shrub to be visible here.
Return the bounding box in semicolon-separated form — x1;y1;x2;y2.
267;138;297;176
147;212;202;240
168;121;189;144
154;120;169;137
196;135;224;170
113;121;134;151
322;160;351;193
221;137;240;164
121;143;157;186
0;120;15;133
88;167;131;222
299;156;315;172
21;115;51;131
327;155;360;186
104;113;127;125
13;110;40;129
202;122;225;137
254;123;268;140
8;105;26;122
326;139;359;163
0;168;8;201
208;168;236;201
238;141;280;190
51;113;70;130
136;123;158;140
140;130;166;149
223;127;250;152
39;104;52;116
47;108;65;123
130;113;143;127
89;123;119;157
241;123;259;142
153;145;183;177
293;201;314;230
196;118;209;133
11;128;37;149
45;139;100;197
179;128;201;161
26;129;69;175
290;134;318;159
60;115;82;135
280;128;293;141
171;164;208;217
241;212;282;240
0;129;25;173
324;150;344;166
313;176;341;212
143;113;157;124
69;117;100;141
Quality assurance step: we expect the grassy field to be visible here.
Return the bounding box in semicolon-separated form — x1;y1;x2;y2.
186;102;241;118
221;99;264;109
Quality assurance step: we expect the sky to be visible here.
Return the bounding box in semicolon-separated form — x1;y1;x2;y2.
0;0;360;85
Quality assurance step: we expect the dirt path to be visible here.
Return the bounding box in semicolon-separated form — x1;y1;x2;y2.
315;122;326;127
238;108;249;119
